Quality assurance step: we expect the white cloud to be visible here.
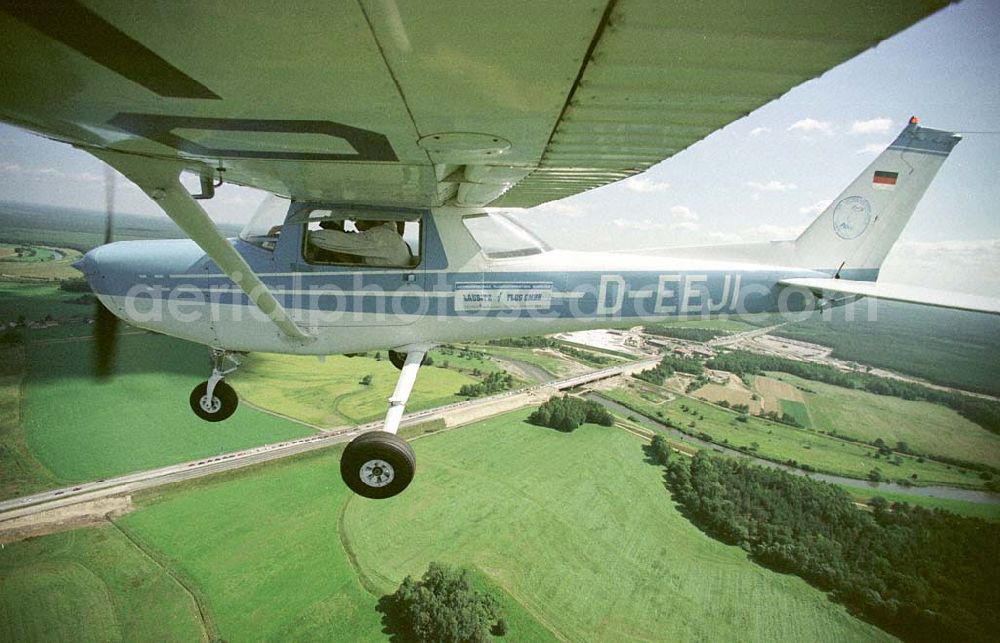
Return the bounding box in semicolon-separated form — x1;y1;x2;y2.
749;126;771;137
0;163;103;183
746;224;806;240
788;118;834;137
611;218;666;231
881;239;1000;293
850;118;893;134
856;142;889;155
799;199;832;216
669;220;700;232
624;176;671;193
669;205;699;221
532;201;585;218
747;180;797;192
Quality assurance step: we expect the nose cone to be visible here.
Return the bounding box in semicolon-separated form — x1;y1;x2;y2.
73;250;98;277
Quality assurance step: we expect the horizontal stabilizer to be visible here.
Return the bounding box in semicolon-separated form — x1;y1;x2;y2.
779;278;1000;316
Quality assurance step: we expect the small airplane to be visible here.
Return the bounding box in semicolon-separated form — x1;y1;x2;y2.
1;2;995;499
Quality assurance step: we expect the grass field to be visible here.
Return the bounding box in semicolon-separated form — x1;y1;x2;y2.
472;344;576;378
0;283;92;326
120;448;552;641
20;333;315;483
0;244;82;280
0;526;205;641
113;411;892;641
0;345;61;499
230;351;484;426
651;318;762;332
603;384;985;487
768;372;1000;469
842;486;1000;522
342;410;891;641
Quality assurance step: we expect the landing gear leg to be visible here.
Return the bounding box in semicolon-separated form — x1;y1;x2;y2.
189;349;241;422
341;348;429;499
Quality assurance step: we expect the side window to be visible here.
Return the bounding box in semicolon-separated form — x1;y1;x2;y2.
302;214;421;268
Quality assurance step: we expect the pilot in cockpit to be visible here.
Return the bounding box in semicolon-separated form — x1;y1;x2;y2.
308;219;411;267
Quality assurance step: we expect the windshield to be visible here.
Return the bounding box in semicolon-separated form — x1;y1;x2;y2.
239;194;290;250
463;212;551;258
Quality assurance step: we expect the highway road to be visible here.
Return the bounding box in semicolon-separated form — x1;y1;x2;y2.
0;357;658;524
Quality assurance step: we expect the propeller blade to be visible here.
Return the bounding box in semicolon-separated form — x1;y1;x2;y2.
93;302;119;379
93;165;118;379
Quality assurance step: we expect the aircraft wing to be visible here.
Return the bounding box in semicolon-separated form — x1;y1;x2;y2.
0;1;950;209
778;278;1000;316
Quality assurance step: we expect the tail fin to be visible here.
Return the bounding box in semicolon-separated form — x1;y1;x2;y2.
793;117;961;279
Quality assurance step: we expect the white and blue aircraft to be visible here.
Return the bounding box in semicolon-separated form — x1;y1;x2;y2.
1;1;995;498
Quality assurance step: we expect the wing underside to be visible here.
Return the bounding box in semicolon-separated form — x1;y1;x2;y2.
0;0;950;209
779;278;1000;316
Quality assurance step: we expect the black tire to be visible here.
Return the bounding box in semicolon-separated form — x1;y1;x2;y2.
340;431;416;499
189;380;239;422
388;350;428;371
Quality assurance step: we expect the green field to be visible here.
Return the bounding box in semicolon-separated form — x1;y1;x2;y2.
779;399;812;427
119;447;552;642
473;344;575;378
230;351;486;427
0;283;92;326
769;372;1000;469
603;384;985;487
842;486;1000;522
342;410;890;641
19;333;315;484
113;411;891;641
0;526;205;641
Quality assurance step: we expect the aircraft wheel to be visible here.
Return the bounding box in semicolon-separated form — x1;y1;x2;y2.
189;380;239;422
388;350;428;370
340;431;415;499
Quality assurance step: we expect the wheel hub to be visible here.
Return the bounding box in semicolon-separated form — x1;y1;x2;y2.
199;395;221;413
359;459;395;487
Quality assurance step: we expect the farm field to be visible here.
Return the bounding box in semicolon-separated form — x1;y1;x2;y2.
110;410;893;642
230;348;505;427
0;526;205;641
602;384;985;488
342;409;891;642
0;283;93;326
767;372;1000;468
473;344;578;378
0;243;82;280
19;333;315;485
120;447;552;642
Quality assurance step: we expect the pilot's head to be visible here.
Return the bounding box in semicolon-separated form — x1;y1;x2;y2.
354;219;383;232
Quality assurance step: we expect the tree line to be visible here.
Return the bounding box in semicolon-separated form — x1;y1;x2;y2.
706;350;1000;434
662;451;1000;642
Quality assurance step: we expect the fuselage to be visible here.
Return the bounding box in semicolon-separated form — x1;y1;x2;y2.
76;208;854;354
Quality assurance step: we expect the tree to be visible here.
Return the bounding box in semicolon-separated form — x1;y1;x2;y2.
650;434;671;465
374;351;382;361
390;562;502;642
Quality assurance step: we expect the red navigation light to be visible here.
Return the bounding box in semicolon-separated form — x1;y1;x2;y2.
910;116;919;124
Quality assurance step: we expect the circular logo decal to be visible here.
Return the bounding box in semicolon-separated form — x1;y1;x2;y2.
832;196;872;240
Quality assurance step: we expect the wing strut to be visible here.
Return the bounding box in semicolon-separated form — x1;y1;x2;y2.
90;150;314;342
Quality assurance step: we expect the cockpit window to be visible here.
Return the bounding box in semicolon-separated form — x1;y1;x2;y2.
239;194;289;251
301;208;421;268
462;212;551;258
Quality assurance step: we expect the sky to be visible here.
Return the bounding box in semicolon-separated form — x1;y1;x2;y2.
0;0;997;294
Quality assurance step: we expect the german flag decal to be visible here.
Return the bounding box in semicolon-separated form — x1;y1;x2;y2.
873;170;898;190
